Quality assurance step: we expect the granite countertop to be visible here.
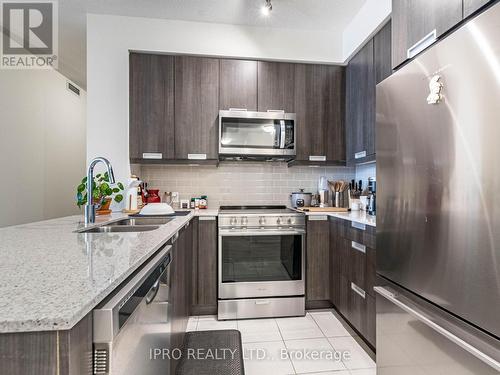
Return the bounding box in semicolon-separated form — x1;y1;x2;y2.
290;208;376;227
0;211;204;333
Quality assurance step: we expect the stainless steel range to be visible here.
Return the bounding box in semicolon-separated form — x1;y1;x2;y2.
217;205;305;320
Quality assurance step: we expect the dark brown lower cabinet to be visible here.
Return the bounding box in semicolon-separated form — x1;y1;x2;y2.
170;221;194;373
0;312;93;375
306;216;332;309
329;217;376;348
192;216;218;315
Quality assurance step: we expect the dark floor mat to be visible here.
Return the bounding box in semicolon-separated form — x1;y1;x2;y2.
176;330;245;375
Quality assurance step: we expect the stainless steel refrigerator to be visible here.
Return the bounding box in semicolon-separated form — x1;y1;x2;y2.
376;3;500;374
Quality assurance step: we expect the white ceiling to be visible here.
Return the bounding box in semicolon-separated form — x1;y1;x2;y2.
58;0;367;89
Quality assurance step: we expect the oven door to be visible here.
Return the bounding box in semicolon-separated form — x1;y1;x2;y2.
218;229;305;299
219;110;296;156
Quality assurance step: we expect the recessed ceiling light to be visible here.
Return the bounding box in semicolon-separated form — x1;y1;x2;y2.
261;0;272;16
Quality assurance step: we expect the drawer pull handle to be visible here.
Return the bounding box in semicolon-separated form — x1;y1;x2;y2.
188;153;207;160
255;300;270;305
351;282;366;299
352;222;366;231
354;151;366;159
407;29;437;59
309;155;326;162
309;215;328;221
142;152;162;159
199;216;216;221
351;241;366;253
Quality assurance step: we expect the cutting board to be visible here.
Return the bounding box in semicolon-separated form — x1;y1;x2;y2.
297;207;349;213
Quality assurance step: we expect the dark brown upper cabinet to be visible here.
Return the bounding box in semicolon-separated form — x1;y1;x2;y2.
374;21;393;85
346;40;376;165
174;56;220;160
464;0;494;17
392;0;463;69
257;61;295;112
294;64;345;163
129;53;175;161
219;59;257;111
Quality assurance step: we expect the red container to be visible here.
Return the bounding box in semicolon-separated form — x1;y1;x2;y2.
146;189;161;203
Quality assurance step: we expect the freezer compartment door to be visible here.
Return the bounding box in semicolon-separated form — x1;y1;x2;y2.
375;279;500;375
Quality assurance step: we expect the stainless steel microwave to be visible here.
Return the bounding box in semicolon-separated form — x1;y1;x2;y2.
219;110;296;160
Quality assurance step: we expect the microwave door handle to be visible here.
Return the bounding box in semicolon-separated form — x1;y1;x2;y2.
279;120;286;149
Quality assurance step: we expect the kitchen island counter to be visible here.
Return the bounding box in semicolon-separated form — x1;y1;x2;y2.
0;211;200;333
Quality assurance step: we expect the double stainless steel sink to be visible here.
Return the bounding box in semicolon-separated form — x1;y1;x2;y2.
77;217;174;233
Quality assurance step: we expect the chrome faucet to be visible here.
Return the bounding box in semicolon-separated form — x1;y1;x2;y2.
85;157;115;225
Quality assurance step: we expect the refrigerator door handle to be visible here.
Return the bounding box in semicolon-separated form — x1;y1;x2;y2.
375;286;500;372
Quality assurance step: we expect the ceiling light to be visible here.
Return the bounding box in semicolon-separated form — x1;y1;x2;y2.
261;0;272;16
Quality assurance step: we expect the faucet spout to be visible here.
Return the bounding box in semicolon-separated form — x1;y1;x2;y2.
84;157;116;225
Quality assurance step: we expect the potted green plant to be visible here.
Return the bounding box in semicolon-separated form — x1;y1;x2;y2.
76;172;124;215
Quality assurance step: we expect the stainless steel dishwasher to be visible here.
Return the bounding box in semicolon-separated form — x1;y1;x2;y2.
93;244;172;375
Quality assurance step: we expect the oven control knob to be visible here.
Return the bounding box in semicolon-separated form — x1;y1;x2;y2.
230;217;238;226
276;217;282;225
287;217;294;225
259;217;266;226
241;217;248;226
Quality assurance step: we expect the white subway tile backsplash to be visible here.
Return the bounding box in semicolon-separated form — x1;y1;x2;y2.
139;162;355;208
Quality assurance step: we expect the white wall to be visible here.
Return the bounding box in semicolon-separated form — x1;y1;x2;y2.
0;70;87;227
86;14;344;191
342;0;392;60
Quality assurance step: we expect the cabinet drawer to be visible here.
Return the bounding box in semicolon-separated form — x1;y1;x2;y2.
348;281;367;333
366;294;376;347
348;239;366;292
332;218;375;248
348;282;375;347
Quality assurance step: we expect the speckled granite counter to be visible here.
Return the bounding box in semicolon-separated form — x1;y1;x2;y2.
290;208;376;227
0;211;201;333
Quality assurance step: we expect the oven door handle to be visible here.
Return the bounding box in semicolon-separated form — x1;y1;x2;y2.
219;229;305;236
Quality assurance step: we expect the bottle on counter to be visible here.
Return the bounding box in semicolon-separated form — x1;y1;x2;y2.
199;195;207;209
190;198;195;209
194;197;200;209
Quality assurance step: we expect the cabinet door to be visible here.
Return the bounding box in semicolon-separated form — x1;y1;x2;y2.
392;0;463;69
194;217;218;315
129;53;175;161
464;0;493;17
374;21;393;85
257;61;295;112
306;217;330;303
346;40;375;164
294;64;345;162
348;239;367;292
174;56;219;159
219;59;257;111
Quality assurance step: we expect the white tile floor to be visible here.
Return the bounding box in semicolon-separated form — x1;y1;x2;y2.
187;310;376;375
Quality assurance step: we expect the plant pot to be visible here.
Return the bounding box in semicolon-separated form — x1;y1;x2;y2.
97;198;112;216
